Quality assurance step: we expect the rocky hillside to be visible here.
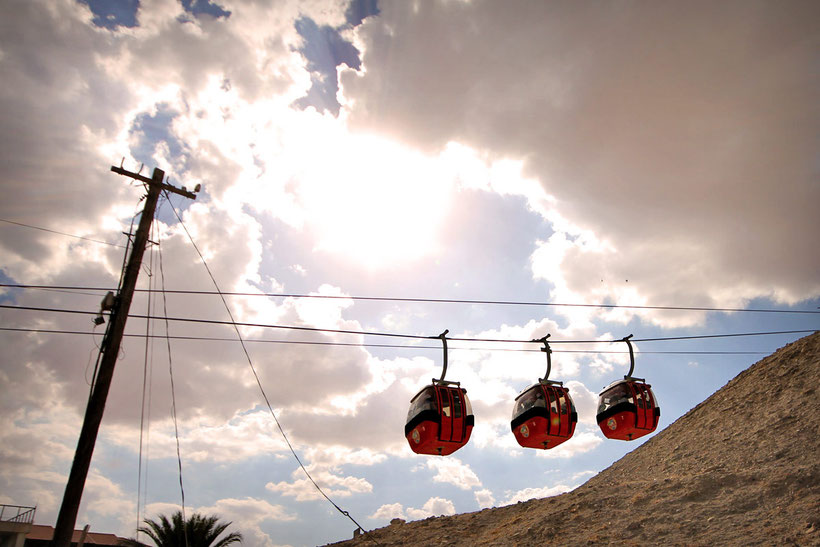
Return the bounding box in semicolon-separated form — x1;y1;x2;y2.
330;332;820;546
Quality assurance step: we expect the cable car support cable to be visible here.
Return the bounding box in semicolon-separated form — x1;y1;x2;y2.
1;304;814;345
0;327;783;355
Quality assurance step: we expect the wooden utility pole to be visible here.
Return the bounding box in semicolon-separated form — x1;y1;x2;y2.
53;166;196;547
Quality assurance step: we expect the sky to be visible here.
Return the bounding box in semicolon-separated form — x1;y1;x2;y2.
0;0;818;545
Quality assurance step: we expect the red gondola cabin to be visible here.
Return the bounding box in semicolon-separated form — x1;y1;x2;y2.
596;379;659;441
511;383;577;449
405;384;474;456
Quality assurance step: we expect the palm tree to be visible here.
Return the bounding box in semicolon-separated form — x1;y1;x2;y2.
138;510;243;547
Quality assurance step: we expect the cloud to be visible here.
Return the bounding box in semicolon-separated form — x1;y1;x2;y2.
503;483;573;505
4;2;812;545
474;488;495;510
342;0;820;321
425;457;482;490
104;410;291;463
83;472;137;532
369;496;458;522
0;2;480;545
564;380;600;427
272;132;455;269
301;445;388;468
0;0;138;282
572;470;597;483
265;467;373;502
193;497;297;547
0;399;81;522
501;468;596;506
369;502;405;521
140;498;294;547
534;431;604;460
405;496;456;520
469;420;522;455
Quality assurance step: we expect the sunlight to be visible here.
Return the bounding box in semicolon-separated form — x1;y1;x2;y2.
299;133;453;269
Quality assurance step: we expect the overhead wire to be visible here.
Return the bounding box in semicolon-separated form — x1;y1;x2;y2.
0;218;127;248
0;304;815;345
1;190;816;538
156;215;189;547
2;209;815;544
3;283;819;315
118;196;146;291
86;308;116;394
162;191;378;543
136;213;157;540
84;336;104;387
5;175;812;544
21;287;105;298
0;327;778;356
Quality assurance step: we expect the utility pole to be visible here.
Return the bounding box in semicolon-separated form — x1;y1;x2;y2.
53;166;196;547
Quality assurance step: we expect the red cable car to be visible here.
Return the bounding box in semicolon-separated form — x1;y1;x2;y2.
405;330;474;456
511;383;577;449
511;336;577;449
405;383;474;455
596;335;660;441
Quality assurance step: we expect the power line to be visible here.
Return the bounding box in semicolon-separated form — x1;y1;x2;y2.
2;283;819;315
162;192;377;543
1;304;815;344
156;223;189;546
0;218;126;248
136;214;158;539
0;327;772;355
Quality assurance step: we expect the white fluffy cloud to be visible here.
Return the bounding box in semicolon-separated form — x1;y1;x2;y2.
425;457;482;490
534;431;604;460
369;496;457;522
193;497;297;547
369;502;405;521
405;496;456;520
474;488;495;510
265;467;373;502
503;484;573;505
565;380;600;427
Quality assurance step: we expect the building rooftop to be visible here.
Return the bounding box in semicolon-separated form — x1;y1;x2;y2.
26;524;142;545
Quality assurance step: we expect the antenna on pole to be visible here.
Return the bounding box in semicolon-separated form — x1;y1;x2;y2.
53;165;197;547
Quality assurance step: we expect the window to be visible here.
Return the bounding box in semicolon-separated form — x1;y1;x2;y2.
463;391;473;416
452;390;462;418
512;386;546;419
635;388;645;408
407;387;438;421
598;383;630;414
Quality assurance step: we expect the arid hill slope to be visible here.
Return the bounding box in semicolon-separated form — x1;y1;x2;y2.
330;332;820;546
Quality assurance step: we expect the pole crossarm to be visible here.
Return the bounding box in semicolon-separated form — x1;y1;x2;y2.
110;166;197;200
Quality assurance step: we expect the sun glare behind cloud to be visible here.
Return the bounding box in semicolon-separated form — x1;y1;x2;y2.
299;134;453;269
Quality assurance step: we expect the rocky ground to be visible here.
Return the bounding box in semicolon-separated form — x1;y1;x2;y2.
328;332;820;546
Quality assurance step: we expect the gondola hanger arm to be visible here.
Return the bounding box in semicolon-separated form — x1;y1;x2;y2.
622;334;644;382
532;334;561;386
433;329;459;386
435;330;448;383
